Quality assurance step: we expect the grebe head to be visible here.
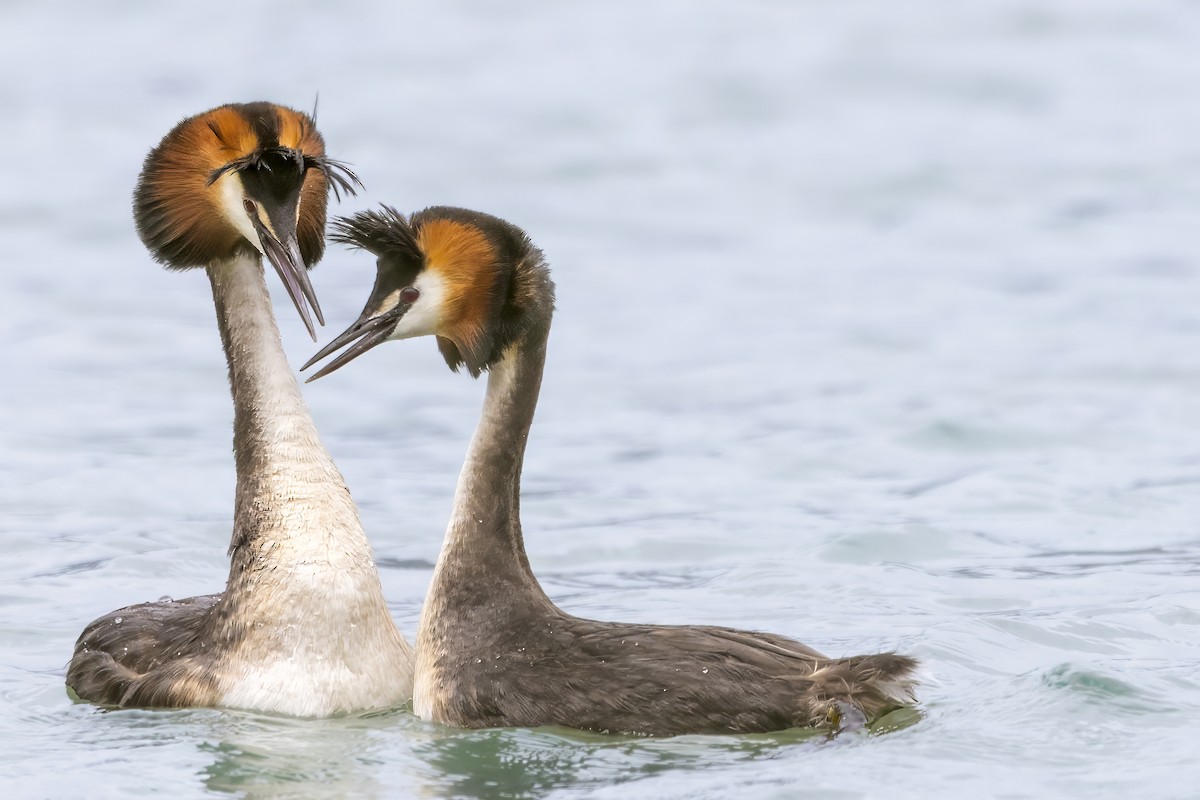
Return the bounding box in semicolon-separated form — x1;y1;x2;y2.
132;101;362;339
303;205;552;381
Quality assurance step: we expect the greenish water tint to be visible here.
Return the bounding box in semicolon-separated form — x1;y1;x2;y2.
3;0;1200;797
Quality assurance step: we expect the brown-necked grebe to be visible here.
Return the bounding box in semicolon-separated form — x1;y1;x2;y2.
303;205;917;734
66;103;413;716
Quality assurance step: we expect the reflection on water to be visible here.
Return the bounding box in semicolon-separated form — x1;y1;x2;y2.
200;712;411;800
192;709;859;800
191;697;912;799
413;725;828;800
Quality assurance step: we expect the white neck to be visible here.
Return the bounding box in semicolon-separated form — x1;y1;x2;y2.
207;252;365;571
204;252;413;714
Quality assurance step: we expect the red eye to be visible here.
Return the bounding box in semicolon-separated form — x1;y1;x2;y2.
399;287;420;304
242;198;256;216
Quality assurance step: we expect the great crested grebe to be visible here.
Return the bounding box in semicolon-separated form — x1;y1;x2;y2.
303;205;918;735
66;103;413;716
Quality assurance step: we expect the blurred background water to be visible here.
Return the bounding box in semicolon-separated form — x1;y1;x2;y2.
2;0;1199;797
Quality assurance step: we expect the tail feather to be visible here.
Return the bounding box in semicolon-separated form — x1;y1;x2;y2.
801;652;919;728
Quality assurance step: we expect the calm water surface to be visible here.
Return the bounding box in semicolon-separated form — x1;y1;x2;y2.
2;1;1199;798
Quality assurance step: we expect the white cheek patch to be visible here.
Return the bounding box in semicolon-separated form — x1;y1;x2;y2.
215;172;265;255
388;270;445;340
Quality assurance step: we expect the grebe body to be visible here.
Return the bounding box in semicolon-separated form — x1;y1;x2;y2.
305;206;916;734
66;104;414;716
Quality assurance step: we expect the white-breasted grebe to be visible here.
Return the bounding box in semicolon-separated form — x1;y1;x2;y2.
66;104;414;716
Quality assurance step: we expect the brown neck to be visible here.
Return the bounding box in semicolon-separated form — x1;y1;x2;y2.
432;317;551;598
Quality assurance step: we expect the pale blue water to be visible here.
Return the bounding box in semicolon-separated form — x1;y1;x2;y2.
2;1;1199;797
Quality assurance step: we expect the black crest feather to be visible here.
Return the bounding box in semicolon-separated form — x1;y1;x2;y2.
330;206;423;263
205;149;362;201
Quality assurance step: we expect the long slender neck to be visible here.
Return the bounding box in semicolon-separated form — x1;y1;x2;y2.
434;318;551;595
206;253;369;578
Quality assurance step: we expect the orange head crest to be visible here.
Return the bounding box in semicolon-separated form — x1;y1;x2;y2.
303;206;554;381
132;101;362;339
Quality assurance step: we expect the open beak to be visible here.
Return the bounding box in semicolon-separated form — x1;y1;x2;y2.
251;213;324;341
301;306;408;382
